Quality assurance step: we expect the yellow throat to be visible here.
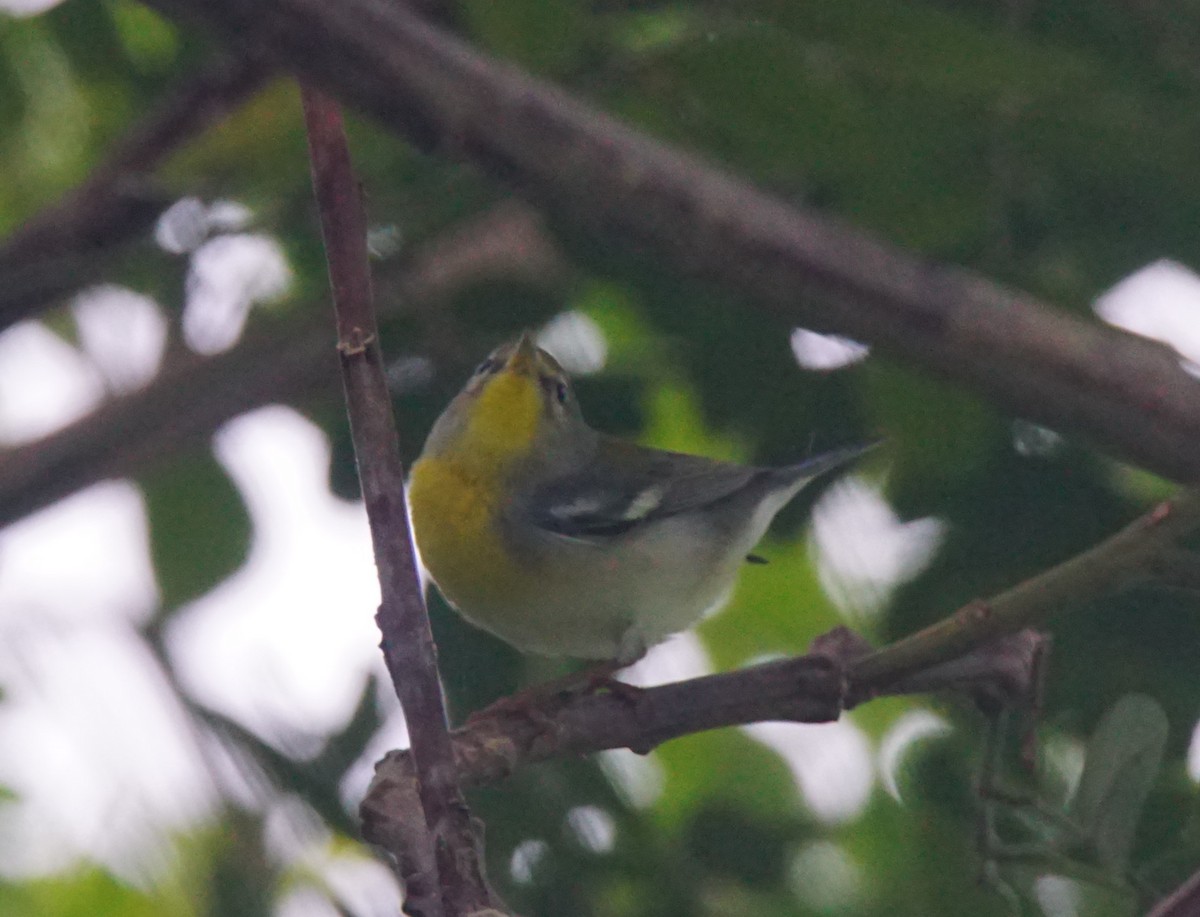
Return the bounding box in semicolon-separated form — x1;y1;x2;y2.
408;340;549;612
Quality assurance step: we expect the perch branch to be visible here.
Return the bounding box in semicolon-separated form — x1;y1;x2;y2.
363;485;1200;828
361;629;1039;829
301;87;497;916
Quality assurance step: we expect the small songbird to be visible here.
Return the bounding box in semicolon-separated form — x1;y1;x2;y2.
408;333;872;667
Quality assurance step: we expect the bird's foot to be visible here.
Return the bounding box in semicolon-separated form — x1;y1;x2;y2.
583;670;645;707
465;659;635;725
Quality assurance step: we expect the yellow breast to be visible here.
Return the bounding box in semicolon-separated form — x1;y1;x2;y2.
408;455;530;616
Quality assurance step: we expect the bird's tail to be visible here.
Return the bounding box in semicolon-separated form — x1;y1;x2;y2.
773;438;882;493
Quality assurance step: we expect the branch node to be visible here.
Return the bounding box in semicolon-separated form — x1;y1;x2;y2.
1148;499;1174;527
963;599;993;623
338;327;376;356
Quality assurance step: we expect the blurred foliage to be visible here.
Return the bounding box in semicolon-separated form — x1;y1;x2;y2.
2;0;1200;915
142;450;252;612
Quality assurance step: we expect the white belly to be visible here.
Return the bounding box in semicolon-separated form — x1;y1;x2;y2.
470;514;753;661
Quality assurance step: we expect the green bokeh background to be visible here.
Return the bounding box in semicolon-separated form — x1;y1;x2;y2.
2;0;1199;915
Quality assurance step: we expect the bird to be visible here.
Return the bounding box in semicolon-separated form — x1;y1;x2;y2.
408;332;872;669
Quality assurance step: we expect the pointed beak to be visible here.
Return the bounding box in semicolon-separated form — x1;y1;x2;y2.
505;331;539;376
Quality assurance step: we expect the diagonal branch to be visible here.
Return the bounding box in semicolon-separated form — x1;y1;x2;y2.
0;321;330;527
1149;866;1200;917
302;86;498;917
361;483;1200;827
135;0;1200;481
0;51;270;331
0;202;567;529
849;488;1200;689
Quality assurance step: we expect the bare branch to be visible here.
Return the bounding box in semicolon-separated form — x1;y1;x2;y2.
850;489;1200;689
0;52;270;331
136;0;1200;481
361;629;1036;836
301;86;499;916
1149;866;1200;917
361;482;1200;829
0;203;567;529
0;323;330;528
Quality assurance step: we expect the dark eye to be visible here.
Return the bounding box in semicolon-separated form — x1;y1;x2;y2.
475;358;499;376
538;374;570;406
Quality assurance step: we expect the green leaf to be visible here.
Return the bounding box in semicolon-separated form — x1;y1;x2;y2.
141;449;251;611
653;728;801;830
108;0;179;73
0;867;195;917
699;536;837;669
1069;693;1168;870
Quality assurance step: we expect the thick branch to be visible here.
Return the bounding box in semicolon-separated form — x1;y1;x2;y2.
137;0;1200;481
0;203;566;529
302;87;495;916
0;52;270;331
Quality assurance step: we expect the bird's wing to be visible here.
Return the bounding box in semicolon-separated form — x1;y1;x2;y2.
525;438;761;540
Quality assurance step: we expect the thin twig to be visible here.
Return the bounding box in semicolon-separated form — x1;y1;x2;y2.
301;86;498;917
0;52;270;331
137;0;1200;481
850;489;1200;689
